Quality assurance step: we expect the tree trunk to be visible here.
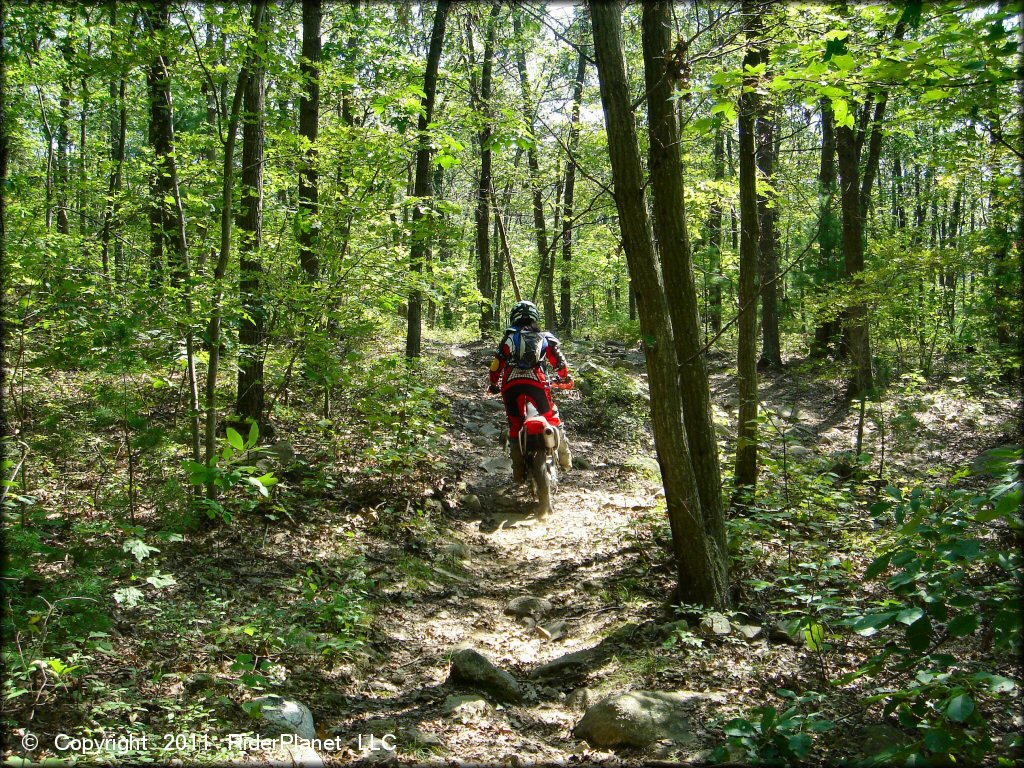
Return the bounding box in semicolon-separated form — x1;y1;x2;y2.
733;0;762;503
513;10;556;328
146;0;201;465
707;123;724;334
0;0;9;451
641;0;728;567
101;2;126;283
811;98;841;358
235;49;266;426
756;101;781;368
297;0;321;279
56;38;71;236
405;0;450;358
471;4;498;338
836;121;873;398
204;0;268;494
147;64;165;287
590;0;728;608
560;27;586;338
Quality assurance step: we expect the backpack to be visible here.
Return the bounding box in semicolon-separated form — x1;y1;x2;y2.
508;328;548;369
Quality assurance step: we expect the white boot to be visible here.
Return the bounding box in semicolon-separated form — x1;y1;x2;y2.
557;428;572;471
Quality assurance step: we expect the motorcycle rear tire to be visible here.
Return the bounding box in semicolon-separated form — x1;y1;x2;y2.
530;450;557;517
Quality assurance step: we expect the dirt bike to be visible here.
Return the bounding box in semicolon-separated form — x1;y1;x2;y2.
516;379;575;517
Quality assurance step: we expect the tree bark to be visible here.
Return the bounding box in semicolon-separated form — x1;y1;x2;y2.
590;0;728;608
405;0;450;358
811;98;841;357
707;123;724;334
471;4;498;338
0;0;8;453
561;25;586;338
56;37;71;236
235;46;266;426
146;0;201;466
733;0;762;502
204;0;268;493
641;0;728;567
100;1;126;283
756;101;781;368
513;10;556;328
835;121;873;398
297;0;321;279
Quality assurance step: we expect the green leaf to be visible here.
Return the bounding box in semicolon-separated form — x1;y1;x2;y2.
945;693;975;722
832;98;854;129
787;733;813;758
924;728;952;753
248;422;259;448
905;614;933;652
864;552;893;579
724;717;756;738
831;53;856;71
123;538;159;562
896;607;924;625
947;614;979;637
227;428;245;452
146;572;177;589
805;621;826;651
854;611;899;635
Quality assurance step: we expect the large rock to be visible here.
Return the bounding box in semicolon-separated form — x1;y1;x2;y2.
530;648;595;678
250;695;316;740
574;691;705;748
480;456;512;475
448;648;522;703
504;596;553;620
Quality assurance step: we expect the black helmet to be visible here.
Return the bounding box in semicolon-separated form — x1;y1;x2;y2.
510;300;540;327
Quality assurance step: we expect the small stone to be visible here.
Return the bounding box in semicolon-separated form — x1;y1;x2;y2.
442;542;472;561
250;695;316;740
566;687;595;711
504;595;553;619
401;726;443;747
442;693;490;718
700;613;731;636
538;620;566;642
462;494;482;512
769;620;805;646
448;648;522;702
737;624;763;642
658;619;689;639
480;456;512;474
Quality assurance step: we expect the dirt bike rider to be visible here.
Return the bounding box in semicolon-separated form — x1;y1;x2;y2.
488;300;573;482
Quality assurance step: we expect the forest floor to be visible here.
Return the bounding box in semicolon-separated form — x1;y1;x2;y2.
6;335;1020;767
235;337;1016;766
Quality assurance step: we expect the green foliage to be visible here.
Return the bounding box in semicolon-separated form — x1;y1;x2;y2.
335;353;448;480
184;423;278;524
713;691;835;766
576;363;649;439
836;447;1022;764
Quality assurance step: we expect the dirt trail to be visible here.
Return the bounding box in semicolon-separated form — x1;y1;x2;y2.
317;341;1018;766
323;340;667;765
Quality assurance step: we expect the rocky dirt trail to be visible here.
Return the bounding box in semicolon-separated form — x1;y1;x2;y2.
298;341;1016;767
315;340;693;766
